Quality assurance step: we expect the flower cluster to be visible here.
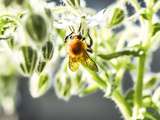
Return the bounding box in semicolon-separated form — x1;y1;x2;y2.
0;0;160;119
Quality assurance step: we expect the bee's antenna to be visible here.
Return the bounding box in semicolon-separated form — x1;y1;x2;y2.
87;29;93;48
69;26;75;32
64;32;73;43
69;26;73;32
78;23;82;33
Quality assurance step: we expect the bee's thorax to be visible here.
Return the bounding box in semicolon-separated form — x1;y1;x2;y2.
68;38;84;57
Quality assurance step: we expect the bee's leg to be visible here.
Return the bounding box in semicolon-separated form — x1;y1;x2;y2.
87;29;93;48
64;32;73;43
87;48;93;53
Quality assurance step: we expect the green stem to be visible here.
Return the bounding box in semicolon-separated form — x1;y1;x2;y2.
85;67;107;89
80;84;98;97
98;49;142;60
130;0;141;11
134;55;146;117
111;91;132;120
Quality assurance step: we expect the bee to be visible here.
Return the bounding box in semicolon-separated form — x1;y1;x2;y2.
64;26;98;72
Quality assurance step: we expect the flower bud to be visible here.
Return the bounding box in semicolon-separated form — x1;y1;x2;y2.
0;16;16;36
20;46;38;75
3;0;14;7
152;23;160;36
30;73;50;98
141;9;152;20
55;75;72;101
109;8;124;27
7;36;15;49
42;41;54;60
37;60;46;73
25;14;47;43
16;0;24;5
63;0;80;7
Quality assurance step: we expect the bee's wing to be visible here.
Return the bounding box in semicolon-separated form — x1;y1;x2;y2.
69;56;79;72
80;50;98;72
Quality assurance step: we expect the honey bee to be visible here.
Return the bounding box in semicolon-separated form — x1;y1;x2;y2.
64;26;98;72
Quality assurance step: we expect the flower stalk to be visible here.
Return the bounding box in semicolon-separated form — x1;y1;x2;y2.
111;91;132;120
134;54;146;118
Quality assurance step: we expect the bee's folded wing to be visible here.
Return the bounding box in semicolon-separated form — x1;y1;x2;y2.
80;51;98;72
69;56;79;72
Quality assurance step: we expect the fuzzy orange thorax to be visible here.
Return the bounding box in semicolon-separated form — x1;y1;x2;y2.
67;38;86;58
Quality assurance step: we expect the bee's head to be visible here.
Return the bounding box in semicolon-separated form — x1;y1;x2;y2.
65;32;83;43
73;34;82;40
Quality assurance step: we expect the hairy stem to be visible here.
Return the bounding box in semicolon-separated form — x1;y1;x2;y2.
98;49;142;60
111;91;132;120
134;54;146;118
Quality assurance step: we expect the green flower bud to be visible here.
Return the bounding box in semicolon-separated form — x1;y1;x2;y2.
20;46;38;75
141;9;152;20
25;14;47;43
144;77;157;89
38;73;49;95
109;8;124;27
55;76;72;101
42;41;54;60
152;23;160;36
16;0;24;5
0;16;16;36
7;36;15;49
63;0;80;7
30;73;50;98
37;60;46;73
3;0;14;7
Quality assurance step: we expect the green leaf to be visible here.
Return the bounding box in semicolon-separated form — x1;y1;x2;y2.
109;8;124;27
